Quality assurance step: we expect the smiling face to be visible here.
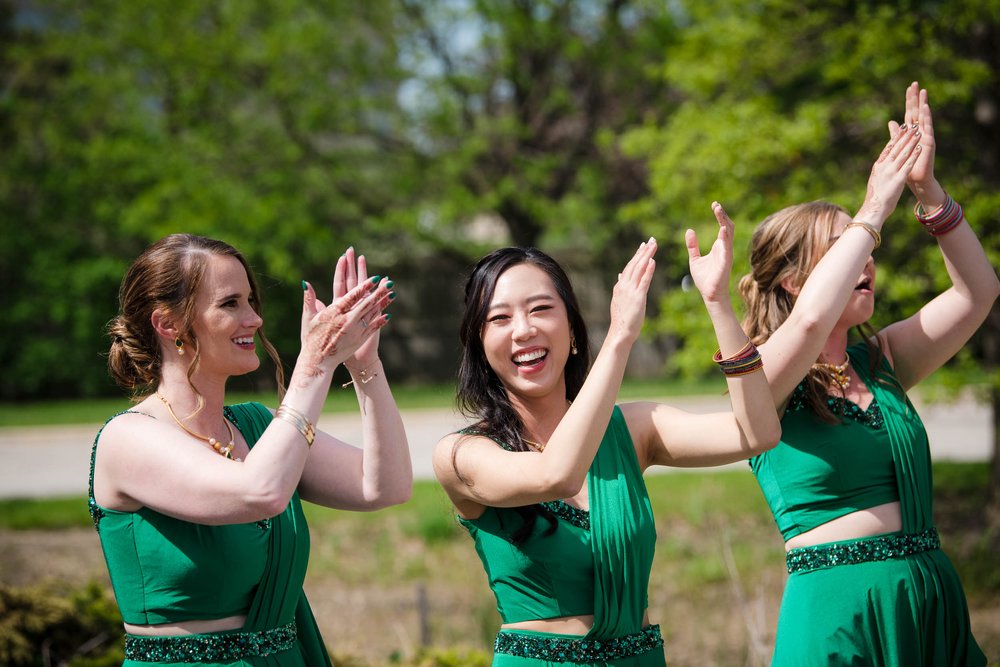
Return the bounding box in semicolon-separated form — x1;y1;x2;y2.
188;254;263;379
480;263;573;400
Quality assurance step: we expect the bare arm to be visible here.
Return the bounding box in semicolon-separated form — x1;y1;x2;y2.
639;203;781;469
758;125;923;405
300;248;412;509
94;264;391;524
879;83;1000;389
434;240;657;513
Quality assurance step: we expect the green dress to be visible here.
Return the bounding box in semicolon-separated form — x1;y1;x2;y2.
89;402;332;666
749;344;985;666
460;406;665;666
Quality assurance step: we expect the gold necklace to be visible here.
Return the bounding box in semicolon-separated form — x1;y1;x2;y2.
156;393;236;459
523;438;546;453
813;356;851;391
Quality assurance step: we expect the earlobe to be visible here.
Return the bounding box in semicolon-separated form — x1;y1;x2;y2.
150;309;178;341
779;276;802;297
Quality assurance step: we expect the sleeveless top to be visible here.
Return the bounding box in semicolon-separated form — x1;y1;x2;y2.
88;402;301;624
750;343;928;540
459;406;656;639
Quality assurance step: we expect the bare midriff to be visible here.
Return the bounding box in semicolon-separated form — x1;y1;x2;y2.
501;610;651;635
124;614;246;636
784;501;902;551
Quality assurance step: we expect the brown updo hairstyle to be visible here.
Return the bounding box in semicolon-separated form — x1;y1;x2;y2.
107;234;285;401
738;201;887;423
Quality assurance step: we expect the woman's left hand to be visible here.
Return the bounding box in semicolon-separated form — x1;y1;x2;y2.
333;247;391;368
686;202;735;306
888;81;939;200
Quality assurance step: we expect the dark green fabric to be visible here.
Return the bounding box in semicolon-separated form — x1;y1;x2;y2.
757;345;985;666
585;406;656;641
91;401;331;666
460;407;662;665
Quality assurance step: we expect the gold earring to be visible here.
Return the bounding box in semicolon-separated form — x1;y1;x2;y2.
570;335;578;356
175;338;185;356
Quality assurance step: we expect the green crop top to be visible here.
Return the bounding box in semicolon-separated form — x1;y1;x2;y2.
88;402;299;625
458;406;655;628
750;344;901;541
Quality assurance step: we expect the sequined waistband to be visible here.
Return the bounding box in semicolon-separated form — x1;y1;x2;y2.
123;620;296;662
494;624;663;661
786;527;940;574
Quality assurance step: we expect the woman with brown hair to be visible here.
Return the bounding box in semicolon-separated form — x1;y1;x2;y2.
741;83;995;664
91;237;411;665
433;210;781;666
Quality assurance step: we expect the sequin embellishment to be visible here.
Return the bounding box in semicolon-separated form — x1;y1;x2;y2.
540;500;591;530
123;621;296;661
786;383;885;429
494;624;663;661
786;528;940;574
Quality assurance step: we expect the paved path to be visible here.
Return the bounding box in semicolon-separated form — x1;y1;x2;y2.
0;395;993;499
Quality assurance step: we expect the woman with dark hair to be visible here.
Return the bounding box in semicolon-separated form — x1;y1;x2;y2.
740;83;995;664
91;237;411;666
433;210;782;665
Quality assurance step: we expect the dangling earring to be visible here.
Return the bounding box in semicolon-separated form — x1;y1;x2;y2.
175;338;185;356
570;334;578;356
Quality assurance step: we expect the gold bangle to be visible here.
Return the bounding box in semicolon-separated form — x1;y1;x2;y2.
342;360;381;388
845;221;881;249
274;405;315;447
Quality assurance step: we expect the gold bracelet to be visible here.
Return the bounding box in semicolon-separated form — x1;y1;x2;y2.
845;220;881;249
274;405;315;447
342;360;381;388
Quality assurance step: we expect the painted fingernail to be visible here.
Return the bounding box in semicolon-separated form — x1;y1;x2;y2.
389;291;396;299
911;123;918;129
370;275;381;284
385;280;394;288
301;280;308;291
385;313;392;321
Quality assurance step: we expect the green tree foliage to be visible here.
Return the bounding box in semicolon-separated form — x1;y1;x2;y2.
622;0;1000;500
0;0;421;398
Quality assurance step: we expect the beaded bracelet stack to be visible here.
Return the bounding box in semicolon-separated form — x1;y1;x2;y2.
914;193;964;237
274;405;315;447
713;339;764;377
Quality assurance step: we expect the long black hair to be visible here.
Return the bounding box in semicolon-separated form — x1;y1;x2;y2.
454;247;591;543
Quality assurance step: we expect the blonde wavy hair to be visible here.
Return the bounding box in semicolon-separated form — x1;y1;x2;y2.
738;201;886;422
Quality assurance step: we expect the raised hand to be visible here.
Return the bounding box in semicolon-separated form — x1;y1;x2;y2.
888;81;942;207
332;247;394;369
607;238;657;346
299;267;390;376
854;119;923;225
686;202;734;306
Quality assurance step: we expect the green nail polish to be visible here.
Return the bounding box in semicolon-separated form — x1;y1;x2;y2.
370;275;381;284
385;313;392;320
389;291;396;299
301;280;308;291
385;280;394;288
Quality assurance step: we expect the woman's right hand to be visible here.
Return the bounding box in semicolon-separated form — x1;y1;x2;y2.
854;119;923;226
299;272;390;373
607;238;657;346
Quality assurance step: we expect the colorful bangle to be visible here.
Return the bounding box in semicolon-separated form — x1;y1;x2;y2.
274;405;315;447
713;339;764;377
914;193;964;237
845;221;881;249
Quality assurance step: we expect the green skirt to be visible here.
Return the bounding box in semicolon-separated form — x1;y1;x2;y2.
772;535;985;666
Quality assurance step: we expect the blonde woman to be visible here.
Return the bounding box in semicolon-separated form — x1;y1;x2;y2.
740;83;995;665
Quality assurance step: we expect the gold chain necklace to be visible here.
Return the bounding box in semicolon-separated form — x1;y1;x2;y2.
813;355;851;391
523;438;546;453
156;393;236;459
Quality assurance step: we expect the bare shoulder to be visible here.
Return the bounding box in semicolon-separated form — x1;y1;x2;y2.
96;410;160;450
432;431;495;480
